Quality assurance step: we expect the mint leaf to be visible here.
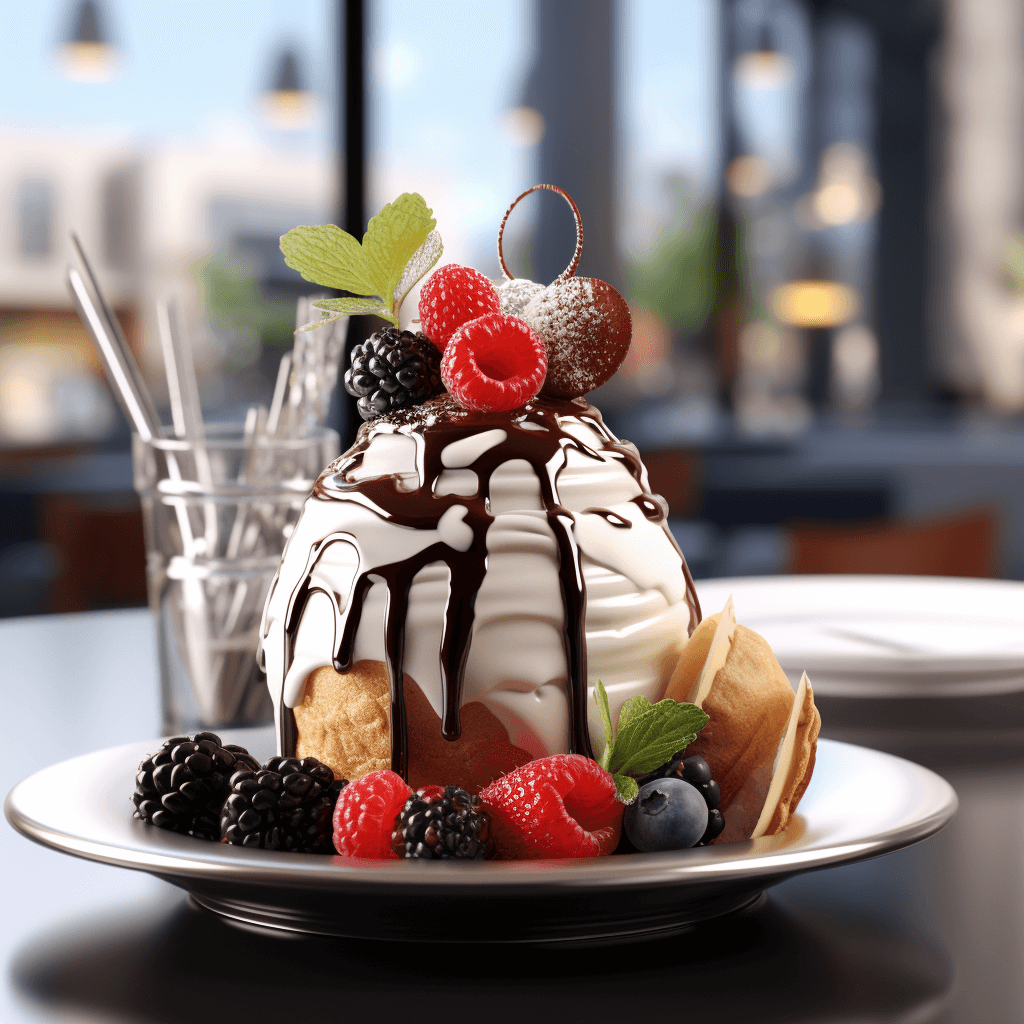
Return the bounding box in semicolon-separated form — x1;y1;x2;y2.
312;296;396;326
394;229;443;309
361;193;436;312
611;700;709;778
297;312;345;332
615;693;653;738
593;679;615;770
613;774;639;804
592;684;709;804
280;224;378;296
279;194;439;325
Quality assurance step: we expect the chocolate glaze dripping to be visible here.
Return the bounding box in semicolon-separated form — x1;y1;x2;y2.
271;395;702;776
583;507;632;529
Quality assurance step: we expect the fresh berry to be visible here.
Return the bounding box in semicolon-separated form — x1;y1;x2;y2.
495;278;544;316
391;785;490;860
343;327;444;421
479;755;622;860
441;313;547;412
220;756;346;853
702;807;726;844
333;770;411;858
640;753;724;846
132;732;260;840
418;264;501;350
623;777;709;852
523;277;632;398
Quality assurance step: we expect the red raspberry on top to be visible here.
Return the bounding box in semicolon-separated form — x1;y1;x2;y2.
418;264;501;350
332;769;411;858
479;755;623;860
441;313;547;413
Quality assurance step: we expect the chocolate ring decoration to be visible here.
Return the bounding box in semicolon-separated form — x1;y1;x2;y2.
497;184;584;285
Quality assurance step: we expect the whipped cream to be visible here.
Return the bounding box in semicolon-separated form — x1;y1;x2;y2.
260;398;699;764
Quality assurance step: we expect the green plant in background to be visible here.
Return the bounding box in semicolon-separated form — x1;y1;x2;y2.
1004;232;1024;294
197;253;297;351
626;180;720;334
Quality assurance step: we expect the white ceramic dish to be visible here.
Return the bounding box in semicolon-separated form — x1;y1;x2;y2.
5;734;956;944
695;576;1024;697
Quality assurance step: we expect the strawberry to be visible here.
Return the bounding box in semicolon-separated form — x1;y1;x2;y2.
332;769;411;858
479;755;623;860
441;313;547;412
418;264;501;350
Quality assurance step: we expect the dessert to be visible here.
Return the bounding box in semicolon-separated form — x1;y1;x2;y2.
132;186;820;861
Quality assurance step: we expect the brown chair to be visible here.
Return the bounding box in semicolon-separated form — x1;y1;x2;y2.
789;508;998;578
637;449;701;517
40;494;148;613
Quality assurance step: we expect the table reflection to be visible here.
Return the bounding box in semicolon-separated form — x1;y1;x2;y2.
11;887;951;1024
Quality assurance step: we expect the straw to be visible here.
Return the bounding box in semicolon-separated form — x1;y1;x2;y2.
157;297;218;555
67;244;220;724
67;266;162;443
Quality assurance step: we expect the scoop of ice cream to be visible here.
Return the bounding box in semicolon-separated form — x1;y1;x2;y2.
260;395;700;768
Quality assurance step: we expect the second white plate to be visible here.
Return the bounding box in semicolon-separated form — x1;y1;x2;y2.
695;575;1024;697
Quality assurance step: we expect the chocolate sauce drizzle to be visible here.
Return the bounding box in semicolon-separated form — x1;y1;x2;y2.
274;396;701;779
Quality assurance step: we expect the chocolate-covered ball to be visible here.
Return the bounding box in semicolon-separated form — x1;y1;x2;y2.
523;277;632;398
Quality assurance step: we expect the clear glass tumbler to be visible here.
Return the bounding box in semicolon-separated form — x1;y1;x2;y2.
132;425;340;733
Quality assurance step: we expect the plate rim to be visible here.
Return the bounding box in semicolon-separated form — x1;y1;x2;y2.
5;736;958;893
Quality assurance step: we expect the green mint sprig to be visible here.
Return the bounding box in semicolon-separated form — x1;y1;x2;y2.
279;192;443;330
593;678;709;804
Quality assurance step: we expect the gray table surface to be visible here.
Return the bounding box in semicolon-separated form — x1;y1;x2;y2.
2;608;1022;1024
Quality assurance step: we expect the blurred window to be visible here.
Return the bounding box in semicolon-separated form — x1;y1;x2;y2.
18;179;55;259
103;166;140;270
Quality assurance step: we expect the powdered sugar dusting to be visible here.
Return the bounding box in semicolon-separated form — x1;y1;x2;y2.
495;278;545;316
523;277;632;398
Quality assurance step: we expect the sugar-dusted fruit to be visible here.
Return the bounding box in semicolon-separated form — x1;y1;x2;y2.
495;277;544;316
441;312;547;412
523;277;632;399
479;754;623;859
332;769;411;858
418;263;501;350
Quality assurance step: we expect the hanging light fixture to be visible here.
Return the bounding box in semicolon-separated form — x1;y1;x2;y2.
771;242;857;329
261;47;317;130
59;0;119;82
733;26;794;91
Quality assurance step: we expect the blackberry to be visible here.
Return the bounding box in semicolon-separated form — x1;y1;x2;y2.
344;327;444;421
641;753;725;846
391;785;490;860
221;756;346;853
132;732;260;840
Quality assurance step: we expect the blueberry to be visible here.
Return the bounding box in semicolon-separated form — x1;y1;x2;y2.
623;778;709;852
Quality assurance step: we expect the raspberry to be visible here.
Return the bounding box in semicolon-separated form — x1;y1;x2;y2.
418;264;501;350
479;755;623;860
441;313;547;412
332;770;411;858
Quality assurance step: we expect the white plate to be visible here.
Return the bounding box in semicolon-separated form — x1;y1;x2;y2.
5;734;956;944
695;575;1024;697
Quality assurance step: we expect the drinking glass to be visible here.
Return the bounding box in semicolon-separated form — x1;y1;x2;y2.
132;425;339;732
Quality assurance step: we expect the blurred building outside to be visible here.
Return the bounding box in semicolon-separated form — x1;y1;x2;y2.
2;0;1024;619
0;128;332;449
